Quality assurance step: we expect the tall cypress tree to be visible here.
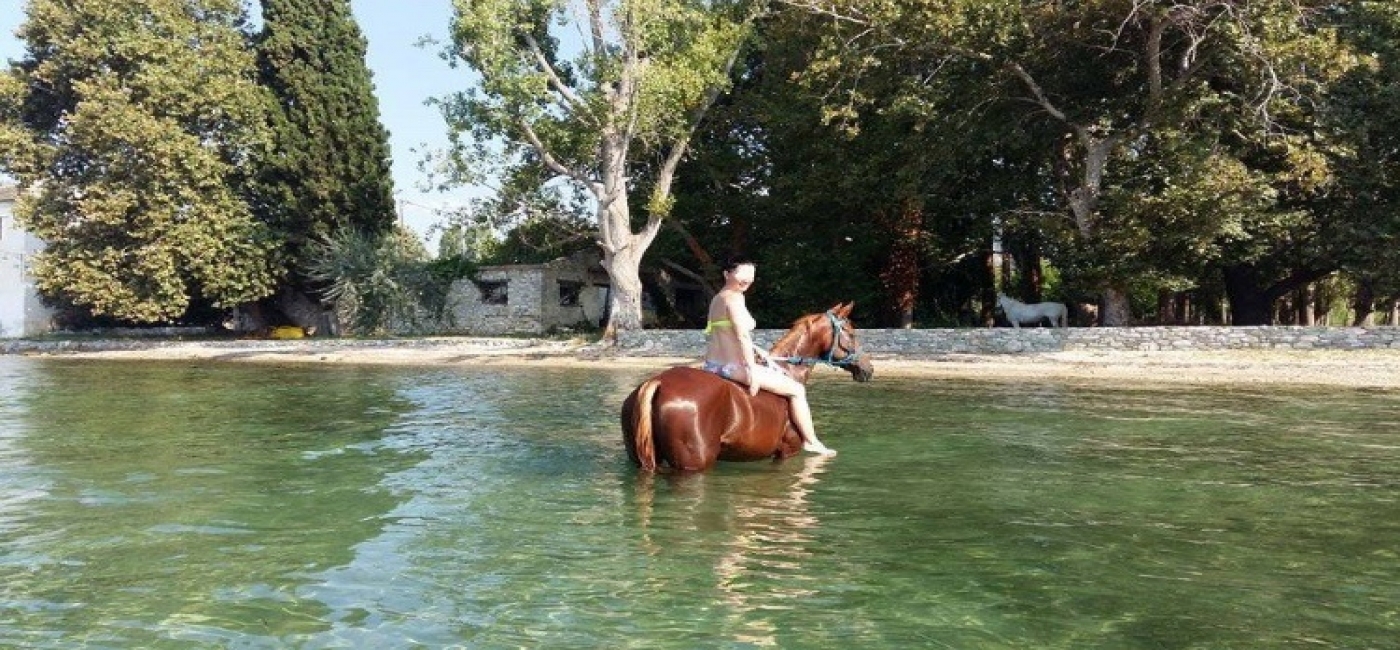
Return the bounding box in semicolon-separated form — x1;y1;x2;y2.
255;0;396;261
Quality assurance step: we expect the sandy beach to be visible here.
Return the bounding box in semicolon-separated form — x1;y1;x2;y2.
14;337;1400;389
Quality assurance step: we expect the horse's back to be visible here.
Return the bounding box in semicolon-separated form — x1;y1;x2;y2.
621;366;796;470
1005;298;1069;327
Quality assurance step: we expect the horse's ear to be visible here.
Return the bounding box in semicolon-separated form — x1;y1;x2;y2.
835;301;854;318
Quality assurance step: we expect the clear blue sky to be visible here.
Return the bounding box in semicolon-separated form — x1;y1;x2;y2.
0;0;478;248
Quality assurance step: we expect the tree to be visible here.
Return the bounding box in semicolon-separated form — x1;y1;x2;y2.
1325;1;1400;324
255;0;397;327
304;225;443;335
440;0;760;339
658;6;1022;327
788;0;1355;325
0;0;278;323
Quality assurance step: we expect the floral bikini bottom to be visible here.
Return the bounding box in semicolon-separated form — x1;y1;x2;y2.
701;360;739;379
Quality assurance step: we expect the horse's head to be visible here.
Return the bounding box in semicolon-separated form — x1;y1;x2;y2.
769;302;874;383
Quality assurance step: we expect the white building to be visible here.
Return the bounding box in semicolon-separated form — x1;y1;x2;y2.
0;185;54;338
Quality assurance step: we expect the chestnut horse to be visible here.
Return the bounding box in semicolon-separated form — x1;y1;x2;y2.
620;302;875;472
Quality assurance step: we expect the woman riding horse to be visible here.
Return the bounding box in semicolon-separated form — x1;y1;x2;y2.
621;299;875;472
702;256;834;455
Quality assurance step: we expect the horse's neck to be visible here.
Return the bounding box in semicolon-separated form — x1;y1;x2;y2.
769;323;819;383
769;328;806;359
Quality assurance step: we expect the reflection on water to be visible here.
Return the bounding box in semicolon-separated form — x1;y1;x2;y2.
1;356;1398;648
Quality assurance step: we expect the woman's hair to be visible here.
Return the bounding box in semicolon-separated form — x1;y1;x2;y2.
721;254;755;273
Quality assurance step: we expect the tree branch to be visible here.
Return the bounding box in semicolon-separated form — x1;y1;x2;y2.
660;256;716;296
1005;62;1070;124
779;0;871;27
586;0;606;56
520;33;597;126
516;116;602;196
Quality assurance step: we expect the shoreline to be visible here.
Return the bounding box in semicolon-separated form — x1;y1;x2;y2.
6;338;1400;388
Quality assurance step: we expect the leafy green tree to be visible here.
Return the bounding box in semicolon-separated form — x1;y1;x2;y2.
0;0;278;323
665;5;1057;326
440;0;761;338
788;0;1356;325
254;0;397;325
1324;1;1400;323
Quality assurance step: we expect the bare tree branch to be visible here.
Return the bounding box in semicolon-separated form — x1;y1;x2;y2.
515;116;602;196
1005;61;1072;125
660;257;716;295
520;33;598;126
779;0;871;26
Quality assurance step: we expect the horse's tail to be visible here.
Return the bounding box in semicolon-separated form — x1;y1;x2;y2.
631;377;662;472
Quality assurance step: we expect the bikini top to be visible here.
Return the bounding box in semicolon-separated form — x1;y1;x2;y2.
703;319;733;335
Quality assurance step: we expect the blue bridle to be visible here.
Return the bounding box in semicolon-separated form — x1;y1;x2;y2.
769;311;864;368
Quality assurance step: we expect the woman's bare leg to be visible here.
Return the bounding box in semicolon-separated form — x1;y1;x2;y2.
788;392;835;454
747;368;835;455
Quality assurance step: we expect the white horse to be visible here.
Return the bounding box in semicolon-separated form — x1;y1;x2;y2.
996;293;1069;328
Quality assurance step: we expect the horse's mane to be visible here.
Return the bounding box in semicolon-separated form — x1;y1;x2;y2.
768;313;823;358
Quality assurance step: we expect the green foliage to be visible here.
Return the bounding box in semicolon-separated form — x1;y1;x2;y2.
437;220;500;262
1323;1;1400;301
0;0;278;323
664;4;1023;326
253;0;397;263
443;0;751;176
439;0;762;333
767;0;1371;323
304;226;465;336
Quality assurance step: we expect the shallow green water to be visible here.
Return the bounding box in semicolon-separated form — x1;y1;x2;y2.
0;356;1397;648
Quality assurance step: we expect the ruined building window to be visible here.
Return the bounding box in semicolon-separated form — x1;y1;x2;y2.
558;280;582;307
478;280;509;305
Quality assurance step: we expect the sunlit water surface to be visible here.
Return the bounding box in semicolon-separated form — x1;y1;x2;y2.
0;356;1397;648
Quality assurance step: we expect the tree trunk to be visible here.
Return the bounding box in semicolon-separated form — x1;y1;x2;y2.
1156;289;1174;324
1223;266;1275;325
880;200;922;329
1100;287;1132;326
999;246;1014;290
600;244;647;340
982;248;998;327
1224;265;1337;327
593;120;662;340
1312;285;1325;325
1352;280;1375;326
1296;285;1314;326
1015;241;1043;303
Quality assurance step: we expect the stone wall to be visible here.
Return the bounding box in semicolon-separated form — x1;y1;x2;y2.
446;259;607;335
616;326;1400;358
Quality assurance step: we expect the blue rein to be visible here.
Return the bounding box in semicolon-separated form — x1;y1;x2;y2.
769;311;863;368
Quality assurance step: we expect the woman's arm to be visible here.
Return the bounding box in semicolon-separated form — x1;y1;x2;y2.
724;294;763;396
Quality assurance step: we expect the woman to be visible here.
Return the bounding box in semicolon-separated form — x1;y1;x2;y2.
703;256;836;455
